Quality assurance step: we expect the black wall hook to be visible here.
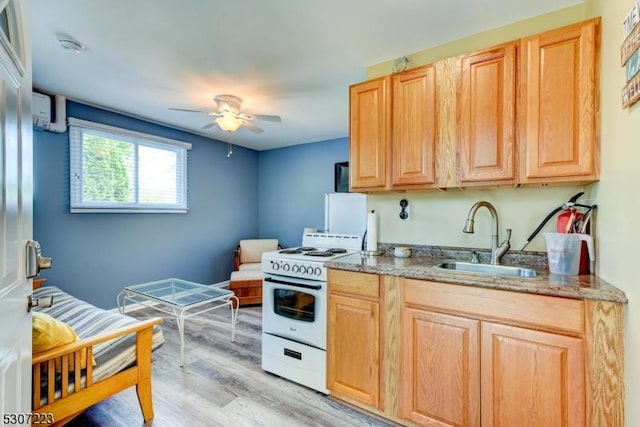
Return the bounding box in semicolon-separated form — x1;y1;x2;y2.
399;199;409;220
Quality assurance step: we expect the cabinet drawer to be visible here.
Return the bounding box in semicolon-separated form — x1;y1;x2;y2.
404;279;584;335
328;269;379;298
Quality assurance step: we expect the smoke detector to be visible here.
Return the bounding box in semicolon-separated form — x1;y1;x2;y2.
57;34;85;53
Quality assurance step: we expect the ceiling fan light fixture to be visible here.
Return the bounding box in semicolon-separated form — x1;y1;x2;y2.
215;114;243;132
170;93;279;135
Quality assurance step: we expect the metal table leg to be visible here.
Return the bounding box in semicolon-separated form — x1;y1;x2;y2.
229;296;239;343
177;310;186;367
117;291;126;314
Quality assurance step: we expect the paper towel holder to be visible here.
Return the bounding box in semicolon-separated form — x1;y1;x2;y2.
362;230;382;256
363;210;382;256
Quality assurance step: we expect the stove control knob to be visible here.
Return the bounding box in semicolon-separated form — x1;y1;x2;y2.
272;262;280;271
283;264;290;271
314;267;321;276
292;265;299;273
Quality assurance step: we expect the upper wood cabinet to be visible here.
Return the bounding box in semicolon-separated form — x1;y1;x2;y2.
519;18;600;184
457;42;516;185
391;65;438;188
348;18;600;191
349;76;391;191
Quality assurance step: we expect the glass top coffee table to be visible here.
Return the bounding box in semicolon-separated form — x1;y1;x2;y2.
118;278;239;367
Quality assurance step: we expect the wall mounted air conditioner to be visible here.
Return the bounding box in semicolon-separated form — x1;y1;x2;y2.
32;92;51;129
32;91;67;133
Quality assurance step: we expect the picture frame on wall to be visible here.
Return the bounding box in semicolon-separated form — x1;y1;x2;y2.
334;162;349;192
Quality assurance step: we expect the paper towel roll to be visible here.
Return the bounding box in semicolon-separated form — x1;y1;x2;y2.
366;211;378;252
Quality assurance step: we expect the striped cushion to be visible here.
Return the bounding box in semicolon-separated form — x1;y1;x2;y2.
33;286;164;382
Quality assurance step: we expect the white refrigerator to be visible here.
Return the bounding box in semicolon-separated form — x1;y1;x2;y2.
324;193;367;236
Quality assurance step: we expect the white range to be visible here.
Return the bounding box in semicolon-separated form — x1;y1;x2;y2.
261;232;362;393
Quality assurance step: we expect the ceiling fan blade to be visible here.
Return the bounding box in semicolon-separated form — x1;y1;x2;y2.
243;113;282;122
241;121;264;134
169;107;210;114
201;121;217;130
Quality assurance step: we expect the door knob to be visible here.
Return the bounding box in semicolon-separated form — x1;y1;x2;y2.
27;295;54;313
26;240;52;279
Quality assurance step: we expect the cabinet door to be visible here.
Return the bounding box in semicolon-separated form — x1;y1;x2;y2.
481;322;585;427
327;293;380;408
519;18;599;183
392;65;437;188
349;77;391;191
401;308;480;427
458;42;516;185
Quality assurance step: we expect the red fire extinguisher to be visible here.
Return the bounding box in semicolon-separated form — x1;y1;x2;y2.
556;208;584;234
556;208;590;274
519;192;596;276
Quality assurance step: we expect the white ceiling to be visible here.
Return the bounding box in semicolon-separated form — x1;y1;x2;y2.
32;0;582;151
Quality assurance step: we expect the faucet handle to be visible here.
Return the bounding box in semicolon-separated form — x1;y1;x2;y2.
501;228;512;245
495;229;512;265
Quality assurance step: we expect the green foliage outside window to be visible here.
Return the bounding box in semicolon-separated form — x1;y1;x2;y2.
82;135;133;203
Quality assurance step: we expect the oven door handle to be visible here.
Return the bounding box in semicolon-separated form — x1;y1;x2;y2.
264;277;322;290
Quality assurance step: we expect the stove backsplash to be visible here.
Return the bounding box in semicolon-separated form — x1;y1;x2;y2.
377;242;549;268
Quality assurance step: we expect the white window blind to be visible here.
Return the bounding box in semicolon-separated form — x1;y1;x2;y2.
69;118;191;213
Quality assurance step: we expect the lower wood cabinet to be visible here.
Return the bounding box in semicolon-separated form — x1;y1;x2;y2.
327;271;624;427
327;270;381;408
401;305;586;427
327;293;380;407
402;308;480;426
481;322;585;427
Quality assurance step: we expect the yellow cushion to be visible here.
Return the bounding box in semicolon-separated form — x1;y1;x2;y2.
32;312;93;371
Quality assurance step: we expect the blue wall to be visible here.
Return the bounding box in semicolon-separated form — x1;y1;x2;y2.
33;100;348;308
34;101;259;308
257;138;349;248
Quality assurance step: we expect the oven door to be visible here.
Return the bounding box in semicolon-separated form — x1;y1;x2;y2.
262;274;326;350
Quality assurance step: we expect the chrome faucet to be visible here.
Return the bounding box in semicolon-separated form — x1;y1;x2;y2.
463;201;511;265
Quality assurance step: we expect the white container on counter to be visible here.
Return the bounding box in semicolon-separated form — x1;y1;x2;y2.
394;247;412;258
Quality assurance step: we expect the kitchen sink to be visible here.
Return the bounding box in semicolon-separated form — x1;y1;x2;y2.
434;261;537;278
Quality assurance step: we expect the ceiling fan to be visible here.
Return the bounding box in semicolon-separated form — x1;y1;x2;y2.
169;94;281;134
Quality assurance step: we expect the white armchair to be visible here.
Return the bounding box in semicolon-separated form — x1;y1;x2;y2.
233;239;280;271
230;239;279;307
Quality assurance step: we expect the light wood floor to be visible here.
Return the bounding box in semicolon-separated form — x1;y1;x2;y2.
67;304;395;427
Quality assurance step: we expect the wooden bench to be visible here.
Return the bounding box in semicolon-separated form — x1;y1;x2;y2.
32;286;164;425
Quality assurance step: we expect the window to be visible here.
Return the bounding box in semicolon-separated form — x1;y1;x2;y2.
0;0;26;73
69;118;191;213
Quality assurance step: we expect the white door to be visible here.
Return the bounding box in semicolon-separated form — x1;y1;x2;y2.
0;0;33;419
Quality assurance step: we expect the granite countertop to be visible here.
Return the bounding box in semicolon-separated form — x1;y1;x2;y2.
325;244;627;304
